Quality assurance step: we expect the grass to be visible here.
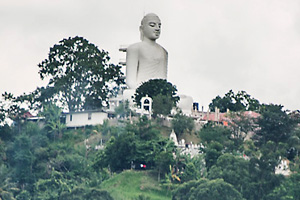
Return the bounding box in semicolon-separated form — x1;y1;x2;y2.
100;170;172;200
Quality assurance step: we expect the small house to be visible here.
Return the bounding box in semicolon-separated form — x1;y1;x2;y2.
64;110;108;128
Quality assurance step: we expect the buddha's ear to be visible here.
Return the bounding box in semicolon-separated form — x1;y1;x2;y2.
139;25;144;41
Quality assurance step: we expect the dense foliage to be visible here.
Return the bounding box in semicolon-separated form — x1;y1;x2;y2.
38;36;124;111
93;116;176;177
171;111;194;138
1;98;300;199
0;121;114;199
209;90;260;112
172;179;244;200
191;104;300;200
134;79;179;114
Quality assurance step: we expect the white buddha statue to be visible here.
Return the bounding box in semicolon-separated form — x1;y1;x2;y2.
123;13;168;101
123;13;193;115
126;13;168;89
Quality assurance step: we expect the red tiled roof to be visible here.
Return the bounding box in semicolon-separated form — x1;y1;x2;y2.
22;111;34;118
201;111;260;122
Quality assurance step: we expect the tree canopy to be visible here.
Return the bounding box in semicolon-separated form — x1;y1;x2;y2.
92;116;176;173
38;36;124;112
134;79;179;108
255;104;299;145
209;90;260;112
172;178;244;200
171;111;194;138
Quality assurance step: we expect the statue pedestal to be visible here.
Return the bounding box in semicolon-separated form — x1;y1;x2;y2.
122;89;193;115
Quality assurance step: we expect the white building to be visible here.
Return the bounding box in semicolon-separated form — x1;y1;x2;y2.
275;158;291;176
64;110;108;128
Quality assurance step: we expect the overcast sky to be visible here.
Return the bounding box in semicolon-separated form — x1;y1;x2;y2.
1;0;299;111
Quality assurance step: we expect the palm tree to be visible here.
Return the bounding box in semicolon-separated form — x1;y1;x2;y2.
40;103;66;139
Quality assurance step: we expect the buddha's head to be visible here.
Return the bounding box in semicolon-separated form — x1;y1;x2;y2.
140;13;161;41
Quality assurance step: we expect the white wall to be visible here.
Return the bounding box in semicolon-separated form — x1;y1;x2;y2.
65;111;108;127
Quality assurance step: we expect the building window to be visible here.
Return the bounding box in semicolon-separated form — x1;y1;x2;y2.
88;113;92;120
70;114;73;121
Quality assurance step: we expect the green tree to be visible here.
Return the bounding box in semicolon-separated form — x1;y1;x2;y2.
287;127;300;161
34;169;71;200
130;115;160;141
0;139;5;165
227;111;259;150
247;156;283;200
60;187;113;200
15;190;31;200
10;134;34;189
287;127;300;172
171;111;194;138
255;104;298;146
0;124;12;142
114;100;131;118
96;132;137;172
172;178;244;200
134;79;179;107
6;122;49;192
0;101;5;124
1;92;28;133
198;124;234;170
209;90;260;112
252;104;298;174
154;140;176;182
266;173;300;200
172;180;199;200
208;154;252;199
40;103;66;139
180;162;198;182
38;36;124;112
152;94;173;117
93;116;176;175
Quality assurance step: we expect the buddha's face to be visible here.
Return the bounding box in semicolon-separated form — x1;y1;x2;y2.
140;15;161;41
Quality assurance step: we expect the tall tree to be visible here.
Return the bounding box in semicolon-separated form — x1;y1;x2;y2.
198;124;234;170
208;154;252;199
255;104;298;146
40;103;66;139
152;94;173;117
171;111;194;138
134;79;179;108
10;133;34;189
209;90;260;112
266;173;300;200
38;36;124;112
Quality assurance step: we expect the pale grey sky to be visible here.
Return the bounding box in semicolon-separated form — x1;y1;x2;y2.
1;0;299;110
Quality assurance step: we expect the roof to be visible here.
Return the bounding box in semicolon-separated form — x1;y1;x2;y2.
201;111;260;122
21;111;34;118
202;112;228;122
63;110;107;115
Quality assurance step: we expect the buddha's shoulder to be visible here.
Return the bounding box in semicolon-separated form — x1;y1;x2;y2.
128;42;167;52
127;42;143;51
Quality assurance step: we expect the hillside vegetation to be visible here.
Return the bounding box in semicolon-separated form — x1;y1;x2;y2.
1;104;300;199
101;170;171;200
1;90;300;199
2;37;300;199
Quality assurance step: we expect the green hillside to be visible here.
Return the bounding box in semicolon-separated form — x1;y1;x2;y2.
100;170;171;200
